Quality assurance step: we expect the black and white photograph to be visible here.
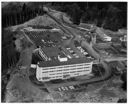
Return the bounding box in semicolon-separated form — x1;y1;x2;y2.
2;1;127;103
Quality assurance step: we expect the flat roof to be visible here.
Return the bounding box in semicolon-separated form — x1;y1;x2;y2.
41;47;61;57
38;57;93;67
25;30;62;46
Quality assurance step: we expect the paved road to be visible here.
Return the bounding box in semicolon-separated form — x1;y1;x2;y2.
105;57;127;62
93;57;127;64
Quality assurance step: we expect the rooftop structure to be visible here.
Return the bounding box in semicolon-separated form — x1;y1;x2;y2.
96;27;112;42
79;23;95;30
41;47;61;58
120;35;127;42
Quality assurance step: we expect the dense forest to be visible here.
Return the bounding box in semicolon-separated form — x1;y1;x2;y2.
50;2;127;31
2;4;45;27
2;29;20;74
2;2;127;31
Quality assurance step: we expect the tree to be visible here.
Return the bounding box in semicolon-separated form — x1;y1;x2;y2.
65;3;83;25
22;3;26;12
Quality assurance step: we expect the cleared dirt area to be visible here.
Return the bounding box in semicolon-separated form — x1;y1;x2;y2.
5;31;52;102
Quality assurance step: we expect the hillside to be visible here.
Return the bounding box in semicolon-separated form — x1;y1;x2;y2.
6;10;72;31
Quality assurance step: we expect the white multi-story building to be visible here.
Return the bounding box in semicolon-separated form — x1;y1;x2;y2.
36;58;93;82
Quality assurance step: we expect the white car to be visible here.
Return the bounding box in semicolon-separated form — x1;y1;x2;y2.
87;56;92;58
64;87;69;90
69;86;75;90
83;52;88;55
61;86;66;91
66;47;71;50
77;46;81;49
69;50;74;53
75;55;79;58
67;55;72;59
58;88;62;91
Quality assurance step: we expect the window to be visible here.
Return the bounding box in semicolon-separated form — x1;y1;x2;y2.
76;67;83;70
52;77;56;78
63;66;68;68
50;70;54;72
63;74;70;78
76;64;84;67
49;67;56;69
69;65;76;68
50;73;55;75
63;72;69;74
56;76;62;78
42;68;49;70
56;66;64;68
42;71;48;73
63;69;69;71
77;70;90;72
71;68;76;70
70;71;76;73
42;70;55;73
43;67;57;70
58;70;62;71
42;77;50;80
63;68;77;71
74;73;79;75
57;73;62;75
84;63;91;65
83;67;90;68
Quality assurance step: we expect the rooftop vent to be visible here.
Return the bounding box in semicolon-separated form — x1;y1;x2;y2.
58;55;68;62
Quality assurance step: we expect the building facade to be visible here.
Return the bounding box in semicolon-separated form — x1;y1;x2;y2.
36;59;93;82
